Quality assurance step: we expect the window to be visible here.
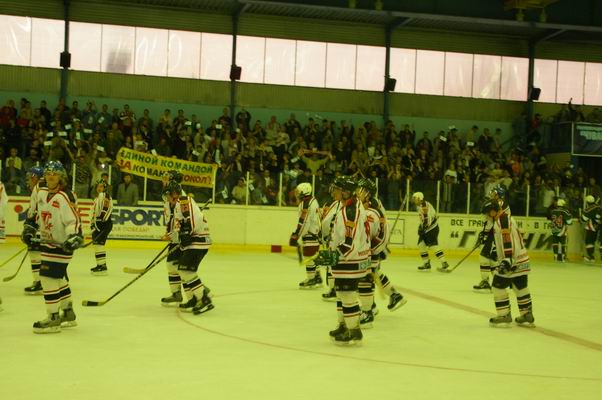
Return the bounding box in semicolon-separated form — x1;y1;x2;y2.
584;62;602;106
30;18;64;69
236;35;265;84
557;60;585;104
501;56;528;101
70;22;102;72
444;52;473;97
264;38;295;86
390;48;416;93
472;54;501;99
325;43;356;90
167;30;201;79
0;15;31;66
135;27;168;76
101;24;135;74
533;59;557;103
295;40;326;88
356;45;385;91
200;33;232;81
415;50;444;95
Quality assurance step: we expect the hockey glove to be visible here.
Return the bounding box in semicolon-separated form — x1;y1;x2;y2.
477;230;487;246
314;249;339;267
62;234;83;252
289;232;299;247
21;222;38;246
179;220;193;246
497;259;515;275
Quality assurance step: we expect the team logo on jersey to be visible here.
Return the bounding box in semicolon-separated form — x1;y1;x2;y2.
51;201;60;209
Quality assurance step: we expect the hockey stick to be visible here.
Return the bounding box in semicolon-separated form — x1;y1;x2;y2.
82;246;172;307
442;243;480;273
0;247;27;269
2;251;30;282
123;243;171;274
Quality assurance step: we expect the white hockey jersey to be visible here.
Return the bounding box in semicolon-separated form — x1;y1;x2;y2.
330;198;371;264
294;195;320;238
174;195;211;250
365;198;388;256
417;200;438;233
92;191;113;223
321;200;341;241
492;211;529;277
27;182;41;220
37;188;81;247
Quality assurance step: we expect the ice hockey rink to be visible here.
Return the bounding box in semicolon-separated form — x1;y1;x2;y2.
1;240;601;400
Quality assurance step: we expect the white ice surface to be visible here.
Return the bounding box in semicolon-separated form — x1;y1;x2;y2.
1;242;601;400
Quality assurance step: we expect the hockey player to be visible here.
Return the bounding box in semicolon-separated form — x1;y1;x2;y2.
160;170;185;306
90;179;113;275
413;192;449;272
21;161;83;333
315;176;370;345
164;182;214;315
290;182;322;289
486;200;534;327
581;195;601;263
356;178;406;328
549;199;572;262
24;166;45;294
320;177;346;301
0;180;7;243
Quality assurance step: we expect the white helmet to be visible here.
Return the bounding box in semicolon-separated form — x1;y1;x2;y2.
556;199;566;207
586;195;596;204
296;182;312;196
412;192;424;201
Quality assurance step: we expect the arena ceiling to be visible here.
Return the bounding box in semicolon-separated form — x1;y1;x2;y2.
81;0;602;42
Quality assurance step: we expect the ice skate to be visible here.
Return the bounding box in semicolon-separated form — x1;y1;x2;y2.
24;280;42;295
178;296;198;312
359;310;374;329
437;261;450;273
298;275;322;289
321;288;337;302
371;302;379;316
329;322;346;338
161;291;183;307
584;256;594;264
489;314;512;327
472;280;492;292
90;265;108;276
515;312;535;328
192;293;214;315
388;292;407;311
60;307;78;328
33;312;61;334
333;327;363;346
417;260;431;271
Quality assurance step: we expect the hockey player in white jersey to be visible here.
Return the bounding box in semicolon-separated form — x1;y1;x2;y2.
23;166;45;294
290;182;322;289
485;200;535;327
21;161;83;333
90;179;113;275
315;176;370;345
356;178;407;328
0;180;7;243
164;182;214;315
413;192;449;272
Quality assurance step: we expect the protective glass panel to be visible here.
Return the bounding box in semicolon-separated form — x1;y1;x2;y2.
443;52;473;97
325;42;356;90
101;24;135;74
356;45;385;91
134;27;168;76
501;56;528;101
295;40;326;88
472;54;501;99
584;62;602;106
390;48;416;93
200;33;232;81
0;15;31;66
415;50;444;95
167;30;201;79
30;18;64;68
557;60;585;104
70;22;102;72
533;59;557;103
236;35;265;84
264;38;295;86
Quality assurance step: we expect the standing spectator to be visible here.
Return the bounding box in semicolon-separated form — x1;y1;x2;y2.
2;158;23;194
117;174;139;206
73;155;92;199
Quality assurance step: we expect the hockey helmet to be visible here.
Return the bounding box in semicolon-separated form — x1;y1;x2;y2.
95;179;109;190
163;180;182;197
357;178;377;197
490;184;506;199
412;192;424;201
28;166;44;178
337;176;357;193
586;195;596;204
44;160;67;177
165;169;184;183
556;199;566;207
296;182;312;197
